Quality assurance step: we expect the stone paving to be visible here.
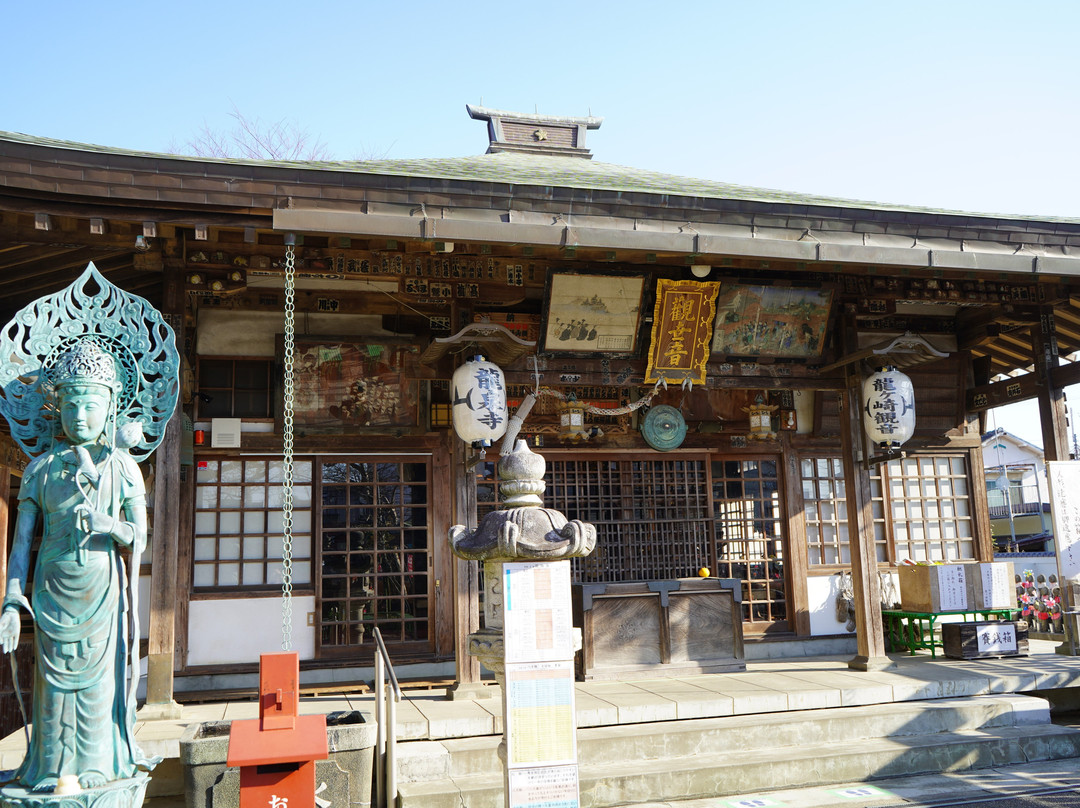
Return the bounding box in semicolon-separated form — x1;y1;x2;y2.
0;640;1078;802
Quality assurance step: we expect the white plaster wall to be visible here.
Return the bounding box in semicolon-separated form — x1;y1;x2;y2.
807;574;853;636
187;595;316;666
807;570;902;636
196;310;392;357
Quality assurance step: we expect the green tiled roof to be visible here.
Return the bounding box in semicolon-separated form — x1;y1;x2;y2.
2;130;1076;224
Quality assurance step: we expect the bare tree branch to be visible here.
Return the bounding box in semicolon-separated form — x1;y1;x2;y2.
169;103;333;161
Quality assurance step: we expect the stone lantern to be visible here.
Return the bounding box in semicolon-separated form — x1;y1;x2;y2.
450;440;595;807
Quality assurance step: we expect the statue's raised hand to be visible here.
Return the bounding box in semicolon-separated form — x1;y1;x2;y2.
0;610;20;655
74;503;115;536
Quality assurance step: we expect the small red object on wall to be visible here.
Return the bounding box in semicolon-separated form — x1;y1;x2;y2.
227;653;328;808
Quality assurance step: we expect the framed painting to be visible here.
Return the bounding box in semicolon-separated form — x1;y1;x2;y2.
710;285;834;359
541;271;646;357
275;335;421;433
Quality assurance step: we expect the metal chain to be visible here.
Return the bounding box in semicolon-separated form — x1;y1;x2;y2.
281;242;297;650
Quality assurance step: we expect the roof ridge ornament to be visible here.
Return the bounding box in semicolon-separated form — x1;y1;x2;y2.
466;103;602;158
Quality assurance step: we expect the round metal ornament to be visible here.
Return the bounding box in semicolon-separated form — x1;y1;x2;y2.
0;262;180;462
641;404;687;451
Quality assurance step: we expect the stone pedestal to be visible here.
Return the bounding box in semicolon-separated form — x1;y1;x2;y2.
450;441;596;808
2;774;149;808
179;713;375;808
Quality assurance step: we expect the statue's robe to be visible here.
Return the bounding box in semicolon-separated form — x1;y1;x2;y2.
15;446;152;788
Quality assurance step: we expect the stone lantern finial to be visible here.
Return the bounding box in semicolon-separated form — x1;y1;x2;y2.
449;441;595;562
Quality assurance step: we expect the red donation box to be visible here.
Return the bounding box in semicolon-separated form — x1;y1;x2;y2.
227;652;329;808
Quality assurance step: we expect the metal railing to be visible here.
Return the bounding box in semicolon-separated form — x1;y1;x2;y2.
373;627;402;808
986;483;1046;516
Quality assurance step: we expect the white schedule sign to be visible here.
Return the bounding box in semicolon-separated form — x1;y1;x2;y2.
503;560;575;663
509;764;580;808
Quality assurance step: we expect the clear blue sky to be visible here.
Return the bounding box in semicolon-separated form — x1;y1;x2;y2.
5;0;1079;445
6;1;1080;219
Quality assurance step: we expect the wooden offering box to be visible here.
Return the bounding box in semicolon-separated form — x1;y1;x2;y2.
966;561;1015;610
572;577;745;681
942;621;1028;659
899;564;969;612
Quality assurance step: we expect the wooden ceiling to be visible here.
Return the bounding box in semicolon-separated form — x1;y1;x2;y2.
0;243;157;322
0;208;1077;387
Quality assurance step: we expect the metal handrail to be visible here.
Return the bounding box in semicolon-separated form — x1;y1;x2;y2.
373;627;403;808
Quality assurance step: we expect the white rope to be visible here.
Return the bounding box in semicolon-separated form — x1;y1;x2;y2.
535;379;666;416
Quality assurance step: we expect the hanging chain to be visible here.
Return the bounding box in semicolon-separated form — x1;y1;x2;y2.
280;242;297;650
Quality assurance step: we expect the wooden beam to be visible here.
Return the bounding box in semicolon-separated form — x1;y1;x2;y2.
445;432;484;699
967;358;1080;411
1035;309;1070;462
0;468;8;603
142;264;182;718
994;332;1037;362
966;374;1040;411
781;443;811;636
838;377;888;671
432;434;454;658
969;449;995;558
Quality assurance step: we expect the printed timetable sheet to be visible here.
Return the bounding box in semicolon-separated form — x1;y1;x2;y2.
503;561;575;663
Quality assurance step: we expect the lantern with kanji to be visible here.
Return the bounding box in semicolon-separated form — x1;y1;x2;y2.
862;366;915;448
451;355;508;445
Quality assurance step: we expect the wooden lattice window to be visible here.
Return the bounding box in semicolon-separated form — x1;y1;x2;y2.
711;459;786;628
548;457;713;584
317;458;430;654
801;457;851;566
196;357;274;419
478;453;793;631
192;457;313;590
872;454;974;563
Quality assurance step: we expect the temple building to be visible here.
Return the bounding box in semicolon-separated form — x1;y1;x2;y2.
1;105;1078;707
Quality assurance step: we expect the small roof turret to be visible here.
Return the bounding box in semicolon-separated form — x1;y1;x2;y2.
466;104;602;158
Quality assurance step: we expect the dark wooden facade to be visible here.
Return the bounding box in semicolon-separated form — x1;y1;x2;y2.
2;109;1080;698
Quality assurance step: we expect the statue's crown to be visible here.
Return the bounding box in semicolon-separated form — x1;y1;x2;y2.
49;340;120;392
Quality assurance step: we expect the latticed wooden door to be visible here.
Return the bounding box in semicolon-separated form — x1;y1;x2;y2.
315;456;432;657
481;452;791;632
709;458;787;631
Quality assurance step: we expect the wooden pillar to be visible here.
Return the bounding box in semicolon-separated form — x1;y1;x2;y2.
141;266;184;718
781;442;811;635
0;466;9;601
838;377;890;671
1035;309;1070;462
446;436;487;699
174;451;196;670
968;449;995;560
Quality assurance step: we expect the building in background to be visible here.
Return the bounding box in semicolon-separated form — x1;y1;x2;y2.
982;428;1052;552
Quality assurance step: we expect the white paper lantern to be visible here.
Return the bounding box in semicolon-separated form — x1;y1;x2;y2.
451;356;508;445
862;366;915;448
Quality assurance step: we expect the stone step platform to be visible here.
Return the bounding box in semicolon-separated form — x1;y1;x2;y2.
395;695;1080;808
